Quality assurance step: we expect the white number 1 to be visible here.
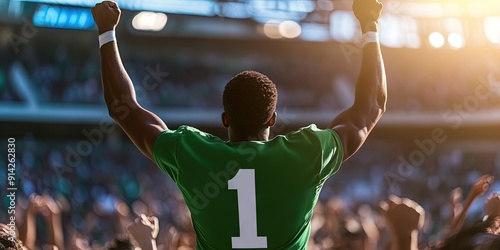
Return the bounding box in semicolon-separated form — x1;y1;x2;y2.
228;169;268;248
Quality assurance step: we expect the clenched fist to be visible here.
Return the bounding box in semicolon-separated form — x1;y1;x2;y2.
91;1;121;34
353;0;383;33
485;193;500;217
127;214;160;250
470;174;494;198
380;195;425;235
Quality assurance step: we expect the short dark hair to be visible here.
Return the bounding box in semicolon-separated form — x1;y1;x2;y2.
223;70;278;136
0;232;23;250
107;234;134;250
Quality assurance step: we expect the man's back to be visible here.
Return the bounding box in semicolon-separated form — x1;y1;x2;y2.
153;125;343;249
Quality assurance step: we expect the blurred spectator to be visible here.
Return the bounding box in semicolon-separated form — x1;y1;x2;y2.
380;195;425;250
1;133;499;249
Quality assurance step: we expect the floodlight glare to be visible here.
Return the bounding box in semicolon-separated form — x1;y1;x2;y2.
484;16;500;45
448;33;464;49
279;20;301;39
263;20;282;39
429;32;445;48
132;11;168;31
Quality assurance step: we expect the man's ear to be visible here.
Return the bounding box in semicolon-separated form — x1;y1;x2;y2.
221;112;229;128
267;112;277;127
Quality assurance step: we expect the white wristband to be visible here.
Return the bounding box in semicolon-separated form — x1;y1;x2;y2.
99;30;116;48
362;31;379;47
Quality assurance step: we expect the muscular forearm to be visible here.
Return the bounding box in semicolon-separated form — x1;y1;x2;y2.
325;25;387;159
353;25;387;116
93;2;167;161
99;39;139;118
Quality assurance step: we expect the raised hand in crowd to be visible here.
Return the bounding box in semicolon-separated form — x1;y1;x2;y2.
17;194;64;250
485;193;500;218
126;214;159;250
448;174;493;235
380;195;425;250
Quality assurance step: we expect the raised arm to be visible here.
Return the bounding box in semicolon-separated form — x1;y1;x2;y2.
127;214;159;250
448;174;493;236
92;1;167;162
328;0;386;162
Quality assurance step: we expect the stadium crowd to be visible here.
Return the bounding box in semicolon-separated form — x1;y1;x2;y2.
15;41;336;109
0;36;499;112
2;133;500;249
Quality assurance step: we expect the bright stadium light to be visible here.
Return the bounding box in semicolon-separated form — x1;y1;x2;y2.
132;11;168;31
279;20;301;39
484;16;500;46
448;33;464;49
263;20;282;39
429;32;445;48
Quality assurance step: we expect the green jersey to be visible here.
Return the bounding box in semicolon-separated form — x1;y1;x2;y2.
153;124;343;250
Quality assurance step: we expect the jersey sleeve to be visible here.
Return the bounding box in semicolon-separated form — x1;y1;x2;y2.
305;125;344;181
152;126;186;183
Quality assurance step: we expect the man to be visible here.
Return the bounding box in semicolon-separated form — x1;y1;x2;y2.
92;0;386;248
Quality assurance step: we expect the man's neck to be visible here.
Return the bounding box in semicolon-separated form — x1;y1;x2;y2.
228;128;270;142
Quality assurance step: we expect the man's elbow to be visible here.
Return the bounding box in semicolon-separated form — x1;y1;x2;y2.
377;102;386;115
376;106;385;121
376;93;387;114
374;104;386;120
369;101;385;122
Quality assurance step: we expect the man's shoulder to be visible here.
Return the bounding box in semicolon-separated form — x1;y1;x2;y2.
283;124;337;139
274;124;342;154
160;125;221;142
163;125;207;135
